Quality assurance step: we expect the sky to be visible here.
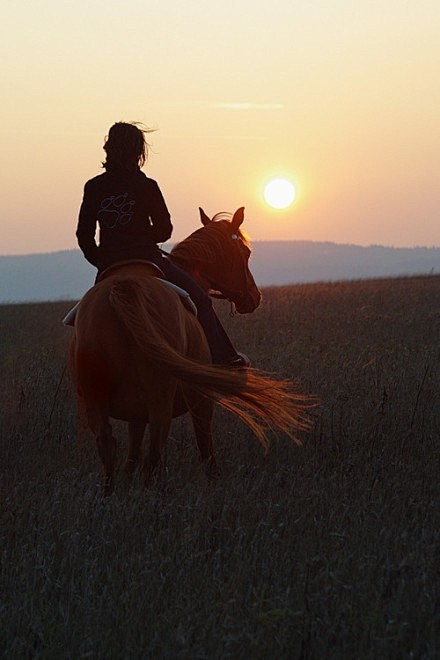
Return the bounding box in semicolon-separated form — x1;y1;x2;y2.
1;0;439;255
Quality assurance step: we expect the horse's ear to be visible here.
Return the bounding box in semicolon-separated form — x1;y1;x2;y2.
231;207;245;230
199;208;211;226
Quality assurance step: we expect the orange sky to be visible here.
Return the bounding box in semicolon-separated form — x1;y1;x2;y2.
1;0;439;255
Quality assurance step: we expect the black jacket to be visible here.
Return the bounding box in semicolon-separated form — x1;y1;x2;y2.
76;168;173;271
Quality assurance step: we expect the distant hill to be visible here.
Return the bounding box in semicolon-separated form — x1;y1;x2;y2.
1;242;439;303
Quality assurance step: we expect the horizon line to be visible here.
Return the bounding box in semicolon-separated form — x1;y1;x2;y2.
2;240;440;259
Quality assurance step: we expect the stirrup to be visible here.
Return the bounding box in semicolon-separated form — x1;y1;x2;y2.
228;352;251;368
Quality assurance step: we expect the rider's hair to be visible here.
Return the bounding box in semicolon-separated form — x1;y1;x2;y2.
102;122;154;171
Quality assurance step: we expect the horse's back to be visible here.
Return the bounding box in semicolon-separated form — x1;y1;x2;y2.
71;268;210;422
75;267;192;348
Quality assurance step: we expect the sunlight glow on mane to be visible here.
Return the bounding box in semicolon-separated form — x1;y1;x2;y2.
211;212;250;245
170;214;250;266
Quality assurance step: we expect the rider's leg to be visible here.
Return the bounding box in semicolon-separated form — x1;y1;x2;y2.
156;257;242;365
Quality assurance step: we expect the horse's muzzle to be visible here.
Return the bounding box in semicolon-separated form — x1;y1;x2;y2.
234;287;262;314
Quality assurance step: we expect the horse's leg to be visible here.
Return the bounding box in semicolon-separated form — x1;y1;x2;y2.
142;379;177;483
95;418;117;496
188;394;218;480
83;402;117;495
125;419;147;480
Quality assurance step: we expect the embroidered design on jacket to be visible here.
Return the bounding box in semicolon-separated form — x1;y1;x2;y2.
98;193;135;229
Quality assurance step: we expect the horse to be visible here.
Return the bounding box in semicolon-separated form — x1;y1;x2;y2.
70;207;312;494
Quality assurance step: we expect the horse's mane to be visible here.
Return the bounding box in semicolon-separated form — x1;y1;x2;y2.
170;213;249;266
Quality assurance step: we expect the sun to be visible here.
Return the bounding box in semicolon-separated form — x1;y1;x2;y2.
264;177;296;209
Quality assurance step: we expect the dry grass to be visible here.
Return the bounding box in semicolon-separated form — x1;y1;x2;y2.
1;276;439;659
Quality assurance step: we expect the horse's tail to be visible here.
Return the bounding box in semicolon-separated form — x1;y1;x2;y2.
108;279;315;448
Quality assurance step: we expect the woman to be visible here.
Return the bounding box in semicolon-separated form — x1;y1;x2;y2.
76;121;249;367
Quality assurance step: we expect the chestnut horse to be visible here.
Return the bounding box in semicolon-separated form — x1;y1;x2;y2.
70;207;311;494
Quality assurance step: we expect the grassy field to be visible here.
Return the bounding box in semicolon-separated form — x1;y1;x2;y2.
0;276;439;659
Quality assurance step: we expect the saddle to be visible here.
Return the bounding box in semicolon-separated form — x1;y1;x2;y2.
62;260;197;326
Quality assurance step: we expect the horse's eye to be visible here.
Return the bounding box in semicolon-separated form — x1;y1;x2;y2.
231;233;238;240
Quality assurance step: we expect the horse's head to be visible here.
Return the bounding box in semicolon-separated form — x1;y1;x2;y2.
198;207;261;313
171;207;261;314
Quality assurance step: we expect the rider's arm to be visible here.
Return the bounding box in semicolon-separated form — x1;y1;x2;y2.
76;181;100;267
147;180;173;244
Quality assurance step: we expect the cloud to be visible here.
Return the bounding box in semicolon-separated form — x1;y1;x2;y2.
211;102;286;111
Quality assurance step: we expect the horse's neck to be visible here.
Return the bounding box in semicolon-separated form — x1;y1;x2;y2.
170;226;229;290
